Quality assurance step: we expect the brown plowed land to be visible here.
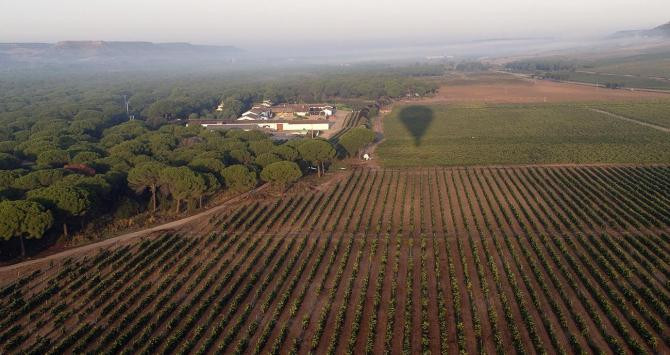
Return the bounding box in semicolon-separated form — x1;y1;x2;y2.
1;165;670;355
422;74;670;104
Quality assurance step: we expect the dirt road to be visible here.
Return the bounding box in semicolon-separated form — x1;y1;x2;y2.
0;184;269;274
357;107;390;168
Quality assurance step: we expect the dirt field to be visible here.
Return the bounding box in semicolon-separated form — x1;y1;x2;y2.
1;165;669;354
423;74;670;104
318;110;350;139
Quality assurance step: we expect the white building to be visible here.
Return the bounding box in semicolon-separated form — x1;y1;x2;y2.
321;107;335;116
188;119;333;134
237;106;273;121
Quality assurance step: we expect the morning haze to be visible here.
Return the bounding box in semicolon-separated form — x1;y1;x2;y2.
1;0;669;46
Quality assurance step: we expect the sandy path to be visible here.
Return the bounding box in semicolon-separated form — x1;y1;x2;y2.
354;107;389;169
370;109;386;152
0;184;269;274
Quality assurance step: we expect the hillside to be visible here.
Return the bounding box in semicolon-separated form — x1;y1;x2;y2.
0;41;242;70
50;41;239;56
650;21;670;35
612;20;670;38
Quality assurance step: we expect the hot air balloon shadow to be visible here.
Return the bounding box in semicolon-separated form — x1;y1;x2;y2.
399;105;434;146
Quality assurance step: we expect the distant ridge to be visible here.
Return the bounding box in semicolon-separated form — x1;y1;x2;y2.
50;41;240;54
0;41;242;69
651;21;670;34
611;21;670;38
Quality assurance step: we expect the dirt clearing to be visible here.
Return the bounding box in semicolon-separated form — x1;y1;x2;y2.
425;76;670;104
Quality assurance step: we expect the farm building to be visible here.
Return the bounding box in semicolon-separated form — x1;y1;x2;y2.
308;104;336;116
237;106;273;120
272;104;310;118
187;119;333;134
271;104;336;118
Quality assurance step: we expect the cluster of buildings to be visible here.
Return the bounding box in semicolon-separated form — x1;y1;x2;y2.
234;101;337;121
193;119;332;134
193;100;337;135
270;103;336;119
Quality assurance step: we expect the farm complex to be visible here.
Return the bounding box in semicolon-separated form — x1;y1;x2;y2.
192;102;342;135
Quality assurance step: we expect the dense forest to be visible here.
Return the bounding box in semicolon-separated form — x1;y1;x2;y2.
0;64;436;260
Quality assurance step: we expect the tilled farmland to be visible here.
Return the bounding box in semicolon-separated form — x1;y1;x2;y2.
2;165;670;354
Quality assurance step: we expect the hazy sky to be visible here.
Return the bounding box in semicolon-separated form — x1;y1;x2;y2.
1;0;668;46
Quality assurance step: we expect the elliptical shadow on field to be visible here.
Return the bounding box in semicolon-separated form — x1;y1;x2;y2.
399;105;434;146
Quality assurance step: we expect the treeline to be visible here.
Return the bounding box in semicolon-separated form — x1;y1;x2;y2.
0;64;440;129
0;115;353;258
505;60;577;72
202;71;438;120
603;82;626;89
455;62;490;72
0;64;414;259
536;72;571;81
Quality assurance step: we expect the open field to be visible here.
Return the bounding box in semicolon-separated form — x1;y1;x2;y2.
1;166;670;354
500;46;670;90
377;103;670;167
564;72;670;91
587;52;670;79
570;50;670;90
427;73;670;104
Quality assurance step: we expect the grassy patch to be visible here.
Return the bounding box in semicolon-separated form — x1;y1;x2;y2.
377;103;670;167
